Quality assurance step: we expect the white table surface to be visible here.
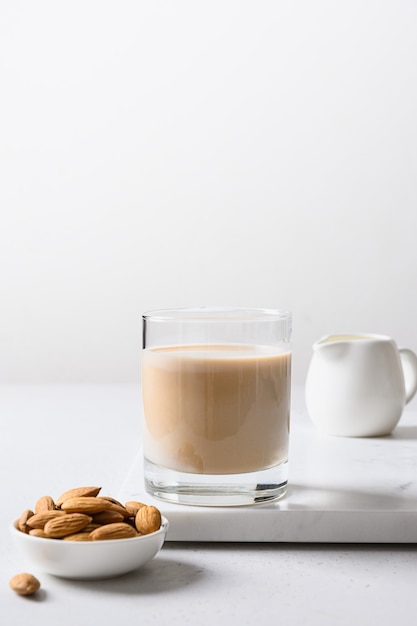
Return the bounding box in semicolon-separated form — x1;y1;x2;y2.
1;383;417;625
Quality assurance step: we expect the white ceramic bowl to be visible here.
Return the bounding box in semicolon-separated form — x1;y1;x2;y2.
10;517;169;579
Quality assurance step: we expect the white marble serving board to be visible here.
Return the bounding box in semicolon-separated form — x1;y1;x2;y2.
119;400;417;543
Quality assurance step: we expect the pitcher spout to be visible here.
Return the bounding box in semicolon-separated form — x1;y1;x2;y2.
312;334;365;359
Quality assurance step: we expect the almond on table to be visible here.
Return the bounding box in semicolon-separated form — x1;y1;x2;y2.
9;573;40;596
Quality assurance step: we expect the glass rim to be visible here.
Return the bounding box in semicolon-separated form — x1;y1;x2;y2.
142;306;291;322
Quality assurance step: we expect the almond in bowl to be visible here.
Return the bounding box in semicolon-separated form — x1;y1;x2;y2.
10;486;169;579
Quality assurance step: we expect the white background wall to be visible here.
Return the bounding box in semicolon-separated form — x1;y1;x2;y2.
1;0;417;385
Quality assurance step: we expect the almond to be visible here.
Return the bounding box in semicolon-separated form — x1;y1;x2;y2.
29;528;48;538
82;523;102;531
18;509;34;533
100;496;130;517
15;487;162;542
90;522;138;541
125;500;146;516
44;513;92;538
99;495;125;507
35;495;55;513
104;502;130;518
63;532;93;542
56;486;101;507
9;573;40;596
26;510;67;529
135;505;162;535
92;510;125;525
60;496;110;514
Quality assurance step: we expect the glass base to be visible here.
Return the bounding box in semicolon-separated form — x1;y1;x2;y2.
144;458;288;506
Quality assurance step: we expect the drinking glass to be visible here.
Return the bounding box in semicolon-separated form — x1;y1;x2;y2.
141;307;292;506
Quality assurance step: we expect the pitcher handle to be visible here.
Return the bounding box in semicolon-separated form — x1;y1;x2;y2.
399;348;417;404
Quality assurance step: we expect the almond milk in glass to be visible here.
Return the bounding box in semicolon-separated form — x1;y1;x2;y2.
141;307;292;506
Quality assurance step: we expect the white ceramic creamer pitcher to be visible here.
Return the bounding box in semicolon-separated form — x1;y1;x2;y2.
305;334;417;437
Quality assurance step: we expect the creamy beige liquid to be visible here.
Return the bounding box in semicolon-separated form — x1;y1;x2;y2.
142;344;291;474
